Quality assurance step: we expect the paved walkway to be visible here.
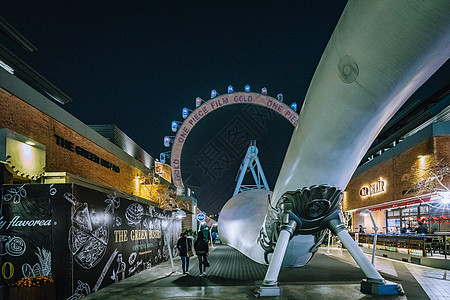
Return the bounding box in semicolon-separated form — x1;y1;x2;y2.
83;245;449;299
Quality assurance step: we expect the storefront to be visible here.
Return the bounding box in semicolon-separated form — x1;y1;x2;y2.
344;122;450;235
0;68;178;205
0;65;191;298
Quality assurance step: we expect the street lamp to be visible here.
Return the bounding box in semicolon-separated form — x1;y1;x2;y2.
361;209;378;266
198;221;205;232
209;223;218;247
162;209;186;276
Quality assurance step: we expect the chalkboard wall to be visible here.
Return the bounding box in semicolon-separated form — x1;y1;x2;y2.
1;183;180;299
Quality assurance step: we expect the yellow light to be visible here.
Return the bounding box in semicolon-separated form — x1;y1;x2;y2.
419;155;426;168
20;143;34;168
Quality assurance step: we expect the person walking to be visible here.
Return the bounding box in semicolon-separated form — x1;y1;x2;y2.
211;231;217;246
194;231;209;276
176;232;192;275
358;225;365;233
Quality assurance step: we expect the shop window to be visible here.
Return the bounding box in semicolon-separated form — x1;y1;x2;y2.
387;218;400;227
420;206;429;214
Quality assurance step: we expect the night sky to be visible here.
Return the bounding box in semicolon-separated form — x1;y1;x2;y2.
2;1;448;213
1;0;347;157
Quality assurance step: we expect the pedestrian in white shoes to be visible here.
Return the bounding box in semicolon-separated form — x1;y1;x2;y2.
194;231;210;277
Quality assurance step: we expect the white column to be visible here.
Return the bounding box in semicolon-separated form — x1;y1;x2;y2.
262;230;291;285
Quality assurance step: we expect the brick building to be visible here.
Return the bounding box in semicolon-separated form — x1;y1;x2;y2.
0;65;179;209
344;93;450;234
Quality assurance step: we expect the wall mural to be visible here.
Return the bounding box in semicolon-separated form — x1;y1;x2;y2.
0;183;180;299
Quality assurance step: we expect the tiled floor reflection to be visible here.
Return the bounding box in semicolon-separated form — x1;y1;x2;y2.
82;245;448;299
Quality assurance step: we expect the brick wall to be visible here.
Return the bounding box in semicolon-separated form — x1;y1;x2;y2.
434;135;450;189
344;137;449;211
0;88;146;196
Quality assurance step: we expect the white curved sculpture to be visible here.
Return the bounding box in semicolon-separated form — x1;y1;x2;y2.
219;0;450;291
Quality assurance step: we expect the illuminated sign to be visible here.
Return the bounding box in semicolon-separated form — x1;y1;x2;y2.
197;213;205;222
360;178;386;197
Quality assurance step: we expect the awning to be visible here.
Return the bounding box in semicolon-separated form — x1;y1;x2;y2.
350;193;434;213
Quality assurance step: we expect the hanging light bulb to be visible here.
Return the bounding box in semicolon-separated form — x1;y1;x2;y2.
164;136;173;147
228;85;234;93
182;108;191;119
277;93;283;102
244;84;251;92
171;121;180;132
196;97;204;108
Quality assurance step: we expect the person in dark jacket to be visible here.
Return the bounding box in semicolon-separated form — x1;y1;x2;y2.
176;232;192;275
414;222;428;234
400;224;411;234
358;225;365;233
194;231;209;276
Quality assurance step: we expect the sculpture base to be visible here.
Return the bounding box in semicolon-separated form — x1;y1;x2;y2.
360;279;404;295
254;285;283;297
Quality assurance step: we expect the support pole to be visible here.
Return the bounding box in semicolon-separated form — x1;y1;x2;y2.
329;219;383;283
328;218;403;295
262;230;291;286
327;229;332;254
256;219;296;297
165;234;177;276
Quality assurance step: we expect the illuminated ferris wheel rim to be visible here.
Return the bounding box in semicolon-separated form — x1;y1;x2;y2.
170;91;299;189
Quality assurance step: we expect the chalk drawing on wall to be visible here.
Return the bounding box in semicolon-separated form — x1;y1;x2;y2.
148;205;156;217
49;184;57;196
143;260;152;270
128;259;142;275
0;235;26;257
127;252;142;275
104;194;120;213
3;184;27;204
125;203;144;227
128;252;137;265
142;218;152;230
66;193;109;269
93;248;118;292
21;247;51;278
110;253;126;283
67;280;91;300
